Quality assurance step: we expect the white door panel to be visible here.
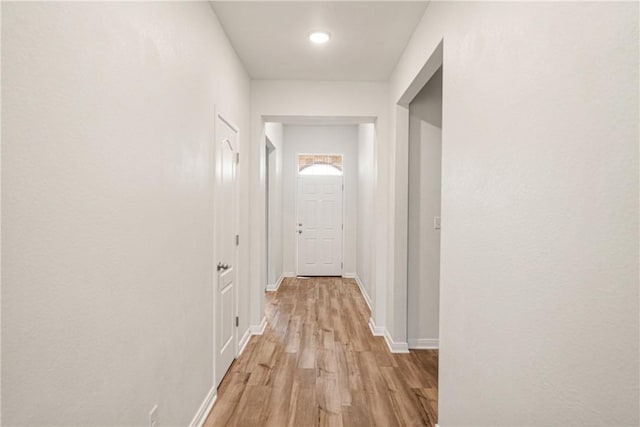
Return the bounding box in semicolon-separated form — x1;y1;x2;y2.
219;269;234;354
296;175;343;276
215;114;237;388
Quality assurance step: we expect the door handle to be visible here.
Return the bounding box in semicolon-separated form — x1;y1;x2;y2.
217;262;230;271
298;230;302;234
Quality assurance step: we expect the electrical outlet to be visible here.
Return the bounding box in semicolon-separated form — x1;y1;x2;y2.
149;404;159;427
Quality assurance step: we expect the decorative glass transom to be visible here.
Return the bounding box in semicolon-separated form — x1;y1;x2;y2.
298;154;343;176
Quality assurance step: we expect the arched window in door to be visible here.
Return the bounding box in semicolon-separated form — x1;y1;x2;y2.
298;154;343;176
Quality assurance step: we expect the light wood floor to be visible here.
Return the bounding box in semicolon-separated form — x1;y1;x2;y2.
204;277;438;427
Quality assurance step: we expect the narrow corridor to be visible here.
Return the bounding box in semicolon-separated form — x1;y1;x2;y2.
205;277;438;426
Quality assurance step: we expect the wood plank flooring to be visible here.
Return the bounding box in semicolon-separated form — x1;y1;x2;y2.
204;277;438;427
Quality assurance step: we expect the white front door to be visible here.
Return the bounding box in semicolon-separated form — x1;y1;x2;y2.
215;114;238;388
296;175;343;276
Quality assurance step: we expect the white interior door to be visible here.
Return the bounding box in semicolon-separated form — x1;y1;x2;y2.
296;175;343;276
215;114;238;388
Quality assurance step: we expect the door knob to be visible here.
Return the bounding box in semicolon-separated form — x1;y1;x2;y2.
217;262;230;271
298;230;302;234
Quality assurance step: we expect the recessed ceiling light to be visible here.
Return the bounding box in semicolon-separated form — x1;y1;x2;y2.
309;31;331;44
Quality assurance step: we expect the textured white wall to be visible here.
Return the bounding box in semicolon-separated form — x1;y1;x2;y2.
357;124;376;301
265;123;284;286
391;2;639;424
407;68;442;346
250;81;390;330
1;2;250;425
281;125;358;276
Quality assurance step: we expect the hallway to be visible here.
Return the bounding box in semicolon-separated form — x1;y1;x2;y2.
204;278;438;426
2;2;637;425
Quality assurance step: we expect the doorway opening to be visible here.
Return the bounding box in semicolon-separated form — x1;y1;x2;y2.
407;66;443;350
265;137;276;291
262;118;375;294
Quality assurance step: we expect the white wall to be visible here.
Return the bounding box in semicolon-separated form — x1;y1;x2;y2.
391;2;639;425
265;123;283;287
250;81;390;332
407;68;442;347
2;2;250;425
282;125;358;276
357;124;376;304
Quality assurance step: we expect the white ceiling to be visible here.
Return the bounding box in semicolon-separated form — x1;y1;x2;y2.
210;1;429;81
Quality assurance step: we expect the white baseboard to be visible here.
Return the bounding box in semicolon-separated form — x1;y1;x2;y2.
189;386;217;427
384;329;410;353
369;317;385;336
352;275;372;312
266;273;285;292
342;272;356;278
408;338;439;350
197;321;265;425
238;328;252;355
249;316;267;335
368;317;409;353
267;272;295;291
